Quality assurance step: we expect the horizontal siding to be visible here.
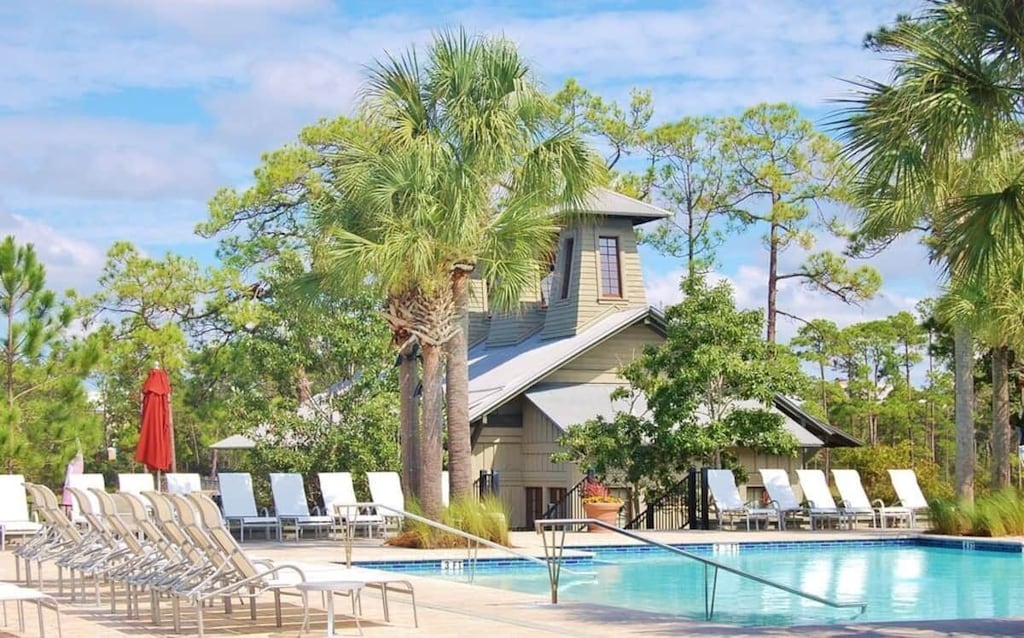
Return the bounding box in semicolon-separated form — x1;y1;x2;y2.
542;323;663;384
542;229;582;339
486;313;524;347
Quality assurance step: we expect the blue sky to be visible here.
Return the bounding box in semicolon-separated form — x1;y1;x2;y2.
1;0;933;343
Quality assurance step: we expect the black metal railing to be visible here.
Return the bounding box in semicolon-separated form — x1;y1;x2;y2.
624;474;691;530
540;476;588;521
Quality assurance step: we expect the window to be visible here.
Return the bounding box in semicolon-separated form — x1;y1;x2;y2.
598;236;622;298
559;237;575;300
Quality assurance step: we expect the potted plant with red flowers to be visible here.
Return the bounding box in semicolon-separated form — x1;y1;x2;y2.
581;476;623;533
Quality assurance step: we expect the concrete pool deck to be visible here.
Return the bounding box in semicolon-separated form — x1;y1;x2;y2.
2;527;1023;637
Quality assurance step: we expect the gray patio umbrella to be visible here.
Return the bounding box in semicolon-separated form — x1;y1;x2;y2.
210;434;257;476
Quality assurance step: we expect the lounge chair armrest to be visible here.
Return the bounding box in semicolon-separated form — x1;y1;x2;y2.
872;498;886;509
261;507;271;517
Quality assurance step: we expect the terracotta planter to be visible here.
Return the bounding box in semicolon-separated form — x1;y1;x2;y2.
583;501;622;533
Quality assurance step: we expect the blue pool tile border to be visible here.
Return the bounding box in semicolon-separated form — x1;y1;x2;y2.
348;536;1024;573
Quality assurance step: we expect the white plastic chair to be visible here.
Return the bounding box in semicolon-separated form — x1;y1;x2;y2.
705;469;775;530
318;472;384;538
117;473;155;496
165;473;201;495
795;469;848;530
218;473;278;541
0;475;42;550
366;471;406;533
67;474;105;526
832;469;910;528
269;473;333;542
888;469;929;528
758;469;804;530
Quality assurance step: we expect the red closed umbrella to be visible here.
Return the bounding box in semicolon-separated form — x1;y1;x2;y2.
135;368;173;472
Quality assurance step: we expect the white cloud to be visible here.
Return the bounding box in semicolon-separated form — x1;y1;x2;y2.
0;117;225;200
644;261;929;346
0;209;105;294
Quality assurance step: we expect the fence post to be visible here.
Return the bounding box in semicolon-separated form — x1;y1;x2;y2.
700;467;710;530
687;467;697;529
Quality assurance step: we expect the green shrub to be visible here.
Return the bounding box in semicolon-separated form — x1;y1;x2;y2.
387;495;511;549
831;442;952;504
929;489;1024;537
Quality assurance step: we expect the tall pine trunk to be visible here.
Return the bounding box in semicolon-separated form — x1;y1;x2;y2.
991;345;1011;489
419;342;445;518
398;341;420;499
445;269;472;501
766;222;779;343
953;324;975;501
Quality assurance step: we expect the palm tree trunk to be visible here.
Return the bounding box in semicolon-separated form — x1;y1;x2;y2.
991;345;1011;489
399;341;421;499
445;269;472;501
953;324;975;501
419;342;444;518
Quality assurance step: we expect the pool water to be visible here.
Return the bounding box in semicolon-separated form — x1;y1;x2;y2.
389;541;1024;626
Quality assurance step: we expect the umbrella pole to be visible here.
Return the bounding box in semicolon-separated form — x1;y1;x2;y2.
168;398;177;473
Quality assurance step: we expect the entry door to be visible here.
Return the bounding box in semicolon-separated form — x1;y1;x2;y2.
525;487;543;529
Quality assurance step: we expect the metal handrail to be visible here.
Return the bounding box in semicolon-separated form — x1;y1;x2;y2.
535;518;867;621
336;502;589;580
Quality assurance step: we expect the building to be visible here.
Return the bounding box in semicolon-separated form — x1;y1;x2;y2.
466;188;860;529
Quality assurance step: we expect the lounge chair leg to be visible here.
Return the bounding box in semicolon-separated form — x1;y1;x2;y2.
36;600;44;638
274;590;282;627
250;587;257;620
196;600;205;638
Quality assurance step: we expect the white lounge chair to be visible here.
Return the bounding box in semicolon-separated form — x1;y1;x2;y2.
218;473;278;541
117;473;155;496
318;472;384;538
705;469;775;530
832;469;911;529
442;470;450;508
888;469;930;528
366;471;406;534
758;469;804;530
0;475;42;550
269;473;333;542
795;469;848;530
165;473;201;495
67;474;105;526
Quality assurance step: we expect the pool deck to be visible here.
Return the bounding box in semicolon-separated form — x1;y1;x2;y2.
3;527;1023;637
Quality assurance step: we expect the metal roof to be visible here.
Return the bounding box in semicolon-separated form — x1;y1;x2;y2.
773;394;863;447
524;383;648;430
468;306;660;422
693;400;824;448
574;187;671;224
522;385;822;447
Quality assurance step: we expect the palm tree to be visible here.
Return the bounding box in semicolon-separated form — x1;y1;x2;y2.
358;29;602;502
835;0;1024;500
314;30;601;515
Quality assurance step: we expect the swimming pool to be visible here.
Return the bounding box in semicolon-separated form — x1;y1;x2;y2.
357;538;1024;626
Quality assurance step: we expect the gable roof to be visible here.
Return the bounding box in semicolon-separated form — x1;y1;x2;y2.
773;394;863;447
469;306;663;422
575;187;671;225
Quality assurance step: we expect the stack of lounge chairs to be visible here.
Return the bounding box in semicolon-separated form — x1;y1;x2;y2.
9;476;418;637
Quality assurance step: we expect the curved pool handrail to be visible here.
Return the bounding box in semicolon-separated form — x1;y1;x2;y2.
536;518;867;621
337;502;591;578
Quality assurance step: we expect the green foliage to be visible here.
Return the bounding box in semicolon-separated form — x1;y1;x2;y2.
929;489;1024;537
0;235;101;480
387;495;511;549
554;276;802;496
830;442;952;505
